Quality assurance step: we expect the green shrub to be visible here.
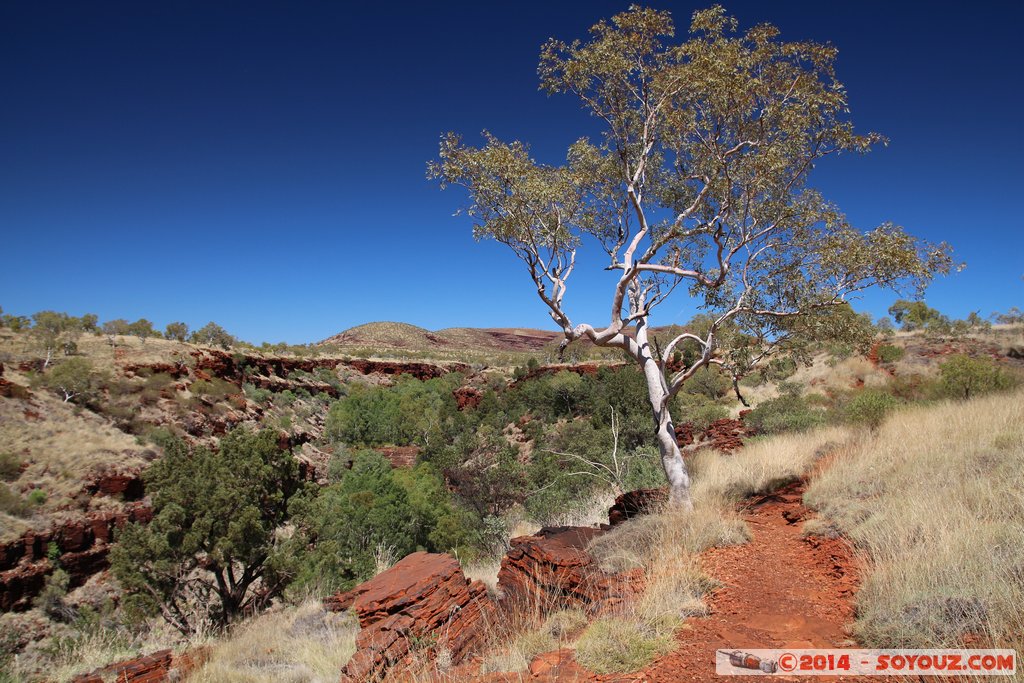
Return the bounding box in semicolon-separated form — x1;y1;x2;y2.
27;489;46;506
0;484;29;517
674;394;728;432
575;617;674;674
189;377;237;399
875;344;904;364
111;428;302;633
288;450;418;593
845;390;900;429
0;453;22;481
683;366;731;400
242;382;272;405
745;392;825;435
938;354;1017;400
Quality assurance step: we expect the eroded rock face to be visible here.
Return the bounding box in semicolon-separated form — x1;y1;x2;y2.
0;502;152;611
69;646;208;683
326;552;496;683
375;445;420;469
497;526;644;615
676;417;754;454
607;488;666;526
453;386;483;411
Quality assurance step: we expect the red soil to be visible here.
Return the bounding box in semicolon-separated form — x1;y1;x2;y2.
642;481;860;683
444;481;862;683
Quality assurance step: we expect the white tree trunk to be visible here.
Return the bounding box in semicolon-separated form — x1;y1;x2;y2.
637;328;694;510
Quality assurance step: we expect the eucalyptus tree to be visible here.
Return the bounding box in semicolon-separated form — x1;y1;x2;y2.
430;6;952;507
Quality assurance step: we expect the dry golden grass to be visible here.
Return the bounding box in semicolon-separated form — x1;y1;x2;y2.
0;382;146;541
805;390;1024;658
480;608;588;674
186;599;358;683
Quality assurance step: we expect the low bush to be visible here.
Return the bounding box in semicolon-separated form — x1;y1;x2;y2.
574;617;675;674
844;389;900;429
0;453;21;481
0;484;29;517
938;354;1017;400
875;344;904;364
744;391;825;435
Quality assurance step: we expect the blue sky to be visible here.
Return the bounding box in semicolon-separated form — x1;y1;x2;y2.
1;1;1021;344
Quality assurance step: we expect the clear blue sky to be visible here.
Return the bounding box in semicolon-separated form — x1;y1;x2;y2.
2;1;1021;344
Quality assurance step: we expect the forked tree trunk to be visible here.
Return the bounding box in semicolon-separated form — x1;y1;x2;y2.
639;350;694;510
654;405;692;510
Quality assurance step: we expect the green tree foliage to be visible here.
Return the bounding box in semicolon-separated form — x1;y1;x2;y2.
845;389;900;429
31;311;82;366
101;318;131;346
164;321;189;342
326;375;460;447
40;357;99;403
80;313;99;333
938;355;1017;400
430;5;951;505
287;450;417;593
887;300;950;332
189;322;236;349
0;313;30;331
994;307;1024;325
128;318;157;343
111;428;301;633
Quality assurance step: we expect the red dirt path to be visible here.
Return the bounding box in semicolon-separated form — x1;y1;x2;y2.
641;481;862;682
441;481;865;683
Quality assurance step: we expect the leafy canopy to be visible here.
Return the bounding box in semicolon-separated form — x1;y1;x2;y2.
430;5;952;395
111;427;302;633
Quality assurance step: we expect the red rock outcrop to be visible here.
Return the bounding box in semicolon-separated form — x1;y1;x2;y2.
85;467;145;500
607;488;667;526
186;349;469;384
69;646;208;683
375;446;420;469
326;552;496;683
675;417;755;453
0;502;152;611
497;526;644;615
453;386;483;410
701;418;754;453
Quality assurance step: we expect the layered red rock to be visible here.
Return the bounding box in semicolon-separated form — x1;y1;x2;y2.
497;526;644;615
453;386;483;410
69;646;208;683
607;488;666;526
84;467;145;500
326;552;496;682
375;445;420;469
676;417;755;454
0;502;152;611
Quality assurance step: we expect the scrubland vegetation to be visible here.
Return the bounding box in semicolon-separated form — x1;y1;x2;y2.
1;303;1023;681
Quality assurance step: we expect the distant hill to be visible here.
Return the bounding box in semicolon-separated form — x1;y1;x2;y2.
319;322;562;354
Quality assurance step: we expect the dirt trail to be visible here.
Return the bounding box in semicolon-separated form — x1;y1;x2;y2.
642;480;862;682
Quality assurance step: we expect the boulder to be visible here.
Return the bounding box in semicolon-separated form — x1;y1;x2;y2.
453;386;483;411
68;646;206;683
326;552;496;683
497;527;644;615
607;488;666;526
